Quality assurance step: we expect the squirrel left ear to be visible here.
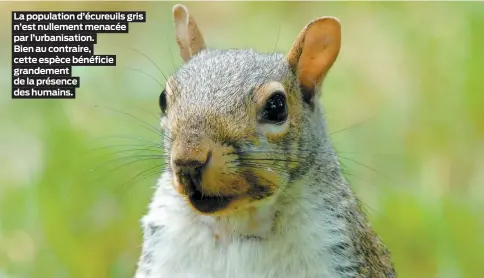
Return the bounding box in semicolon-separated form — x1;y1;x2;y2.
287;17;341;106
173;4;206;62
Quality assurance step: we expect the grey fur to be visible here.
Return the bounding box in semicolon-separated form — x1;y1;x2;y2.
136;47;396;277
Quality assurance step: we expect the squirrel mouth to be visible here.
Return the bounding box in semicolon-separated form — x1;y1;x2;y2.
188;188;233;213
177;168;235;214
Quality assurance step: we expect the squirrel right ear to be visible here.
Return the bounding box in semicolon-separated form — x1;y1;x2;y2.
173;4;206;62
287;17;341;106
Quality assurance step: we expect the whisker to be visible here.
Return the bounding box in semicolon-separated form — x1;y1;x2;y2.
329;116;374;136
115;163;164;197
122;66;163;87
93;106;171;141
85;143;161;155
93;134;161;146
166;37;178;72
97;149;166;160
236;157;306;163
129;104;165;125
271;23;282;55
116;44;180;103
338;156;393;181
89;155;165;180
227;164;288;172
119;45;169;83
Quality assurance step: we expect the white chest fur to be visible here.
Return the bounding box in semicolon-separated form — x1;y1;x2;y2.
136;173;339;278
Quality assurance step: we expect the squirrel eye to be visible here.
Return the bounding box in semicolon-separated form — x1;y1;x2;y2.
159;89;167;114
260;91;288;124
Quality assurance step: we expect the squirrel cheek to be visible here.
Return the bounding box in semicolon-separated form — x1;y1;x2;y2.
260;171;282;193
194;144;251;197
260;119;290;143
202;161;250;196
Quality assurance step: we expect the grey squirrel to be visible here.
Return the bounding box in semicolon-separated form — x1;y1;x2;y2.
135;4;396;278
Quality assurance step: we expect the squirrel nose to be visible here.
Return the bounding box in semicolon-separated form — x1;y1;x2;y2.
174;158;208;170
172;151;211;192
174;159;206;191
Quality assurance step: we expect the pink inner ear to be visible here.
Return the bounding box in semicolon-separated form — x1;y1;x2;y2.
295;18;341;102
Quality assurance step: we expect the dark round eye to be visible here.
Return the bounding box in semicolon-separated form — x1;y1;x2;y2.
159;89;167;113
260;91;288;124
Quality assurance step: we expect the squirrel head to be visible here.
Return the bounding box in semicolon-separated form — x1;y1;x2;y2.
161;4;341;216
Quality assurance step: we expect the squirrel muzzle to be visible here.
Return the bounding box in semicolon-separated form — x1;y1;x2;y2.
171;137;253;215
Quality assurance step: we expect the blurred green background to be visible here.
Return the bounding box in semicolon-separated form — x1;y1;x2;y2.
1;1;483;278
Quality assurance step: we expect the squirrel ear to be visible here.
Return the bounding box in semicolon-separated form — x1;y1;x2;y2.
173;4;206;62
287;17;341;105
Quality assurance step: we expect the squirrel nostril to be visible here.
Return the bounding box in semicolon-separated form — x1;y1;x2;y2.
172;151;212;195
180;166;203;192
188;185;203;200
